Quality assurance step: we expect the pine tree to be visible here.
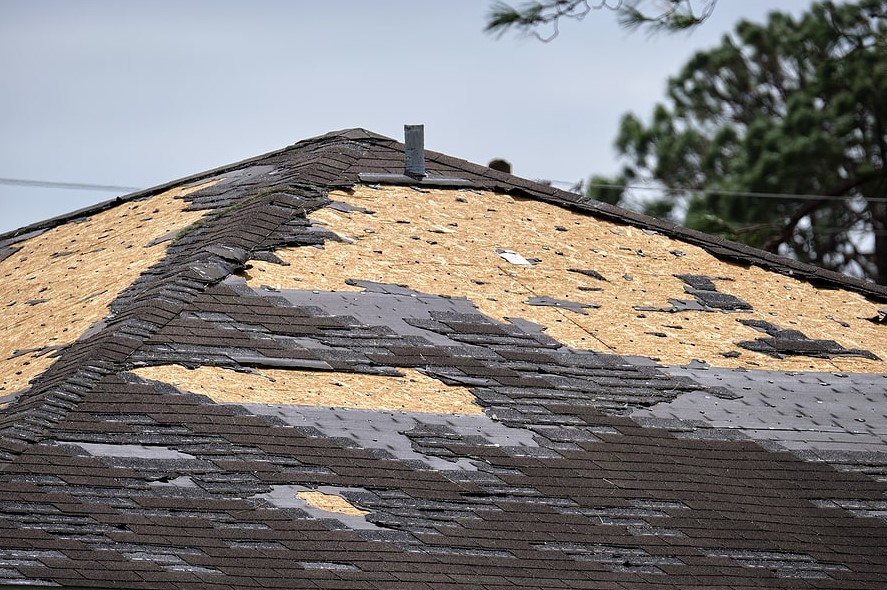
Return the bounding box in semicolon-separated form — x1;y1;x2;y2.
593;1;887;283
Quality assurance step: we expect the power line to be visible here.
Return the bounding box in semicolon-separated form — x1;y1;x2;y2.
0;177;142;193
548;179;887;203
4;174;887;204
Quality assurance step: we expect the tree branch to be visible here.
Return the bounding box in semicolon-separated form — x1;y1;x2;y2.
618;0;718;32
485;1;598;41
485;0;717;40
761;173;882;252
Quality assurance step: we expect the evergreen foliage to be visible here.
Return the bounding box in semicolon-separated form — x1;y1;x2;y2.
485;1;717;40
592;1;887;283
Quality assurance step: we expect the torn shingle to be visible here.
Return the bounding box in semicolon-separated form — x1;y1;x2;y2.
328;200;375;214
525;296;600;315
737;319;879;360
677;274;752;311
568;268;608;281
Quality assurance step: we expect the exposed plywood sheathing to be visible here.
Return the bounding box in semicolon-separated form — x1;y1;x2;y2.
0;183;215;394
244;185;886;372
297;491;368;516
132;365;482;415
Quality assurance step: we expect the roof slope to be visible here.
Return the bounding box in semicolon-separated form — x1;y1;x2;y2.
0;128;886;589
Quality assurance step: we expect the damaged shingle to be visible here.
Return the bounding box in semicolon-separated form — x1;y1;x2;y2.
634;275;752;313
869;307;887;324
568;268;607;281
737;319;879;360
675;274;752;311
0;245;22;263
328;200;374;214
525;296;599;315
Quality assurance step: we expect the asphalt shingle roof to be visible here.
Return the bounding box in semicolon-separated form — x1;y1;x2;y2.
0;128;886;589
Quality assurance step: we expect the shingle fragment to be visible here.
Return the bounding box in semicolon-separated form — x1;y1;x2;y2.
737;319;879;360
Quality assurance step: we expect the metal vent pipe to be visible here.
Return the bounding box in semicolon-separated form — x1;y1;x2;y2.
404;124;426;179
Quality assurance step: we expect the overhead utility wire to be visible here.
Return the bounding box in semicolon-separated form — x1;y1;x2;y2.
549;180;887;203
0;177;142;193
5;175;887;204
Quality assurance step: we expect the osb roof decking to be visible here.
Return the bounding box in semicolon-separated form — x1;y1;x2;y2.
0;183;214;396
0;128;886;589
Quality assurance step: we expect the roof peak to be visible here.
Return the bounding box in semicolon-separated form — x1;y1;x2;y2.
4;127;886;300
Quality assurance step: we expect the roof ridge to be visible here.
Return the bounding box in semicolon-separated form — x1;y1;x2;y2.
0;128;384;245
0;183;333;460
4;128;885;300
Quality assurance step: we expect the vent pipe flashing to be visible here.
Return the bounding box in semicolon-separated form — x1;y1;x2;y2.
403;124;426;179
357;124;470;186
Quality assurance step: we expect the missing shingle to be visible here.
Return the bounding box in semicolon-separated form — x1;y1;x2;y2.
251;484;381;530
148;476;198;489
72;443;196;460
243;405;523;471
0;183;213;395
240;185;887;372
297;491;368;516
132;365;482;415
404;419;544;465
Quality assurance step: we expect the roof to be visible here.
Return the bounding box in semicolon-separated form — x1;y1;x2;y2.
1;127;886;589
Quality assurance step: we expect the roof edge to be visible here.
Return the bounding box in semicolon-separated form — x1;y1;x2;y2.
0;128;395;246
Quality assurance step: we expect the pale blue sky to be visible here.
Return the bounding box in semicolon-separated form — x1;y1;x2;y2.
0;1;813;234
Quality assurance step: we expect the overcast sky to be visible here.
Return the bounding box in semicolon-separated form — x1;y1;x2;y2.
0;0;815;235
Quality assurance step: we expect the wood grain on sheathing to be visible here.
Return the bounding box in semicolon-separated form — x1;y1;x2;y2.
297;491;368;516
132;365;482;415
0;183;215;395
243;185;886;372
